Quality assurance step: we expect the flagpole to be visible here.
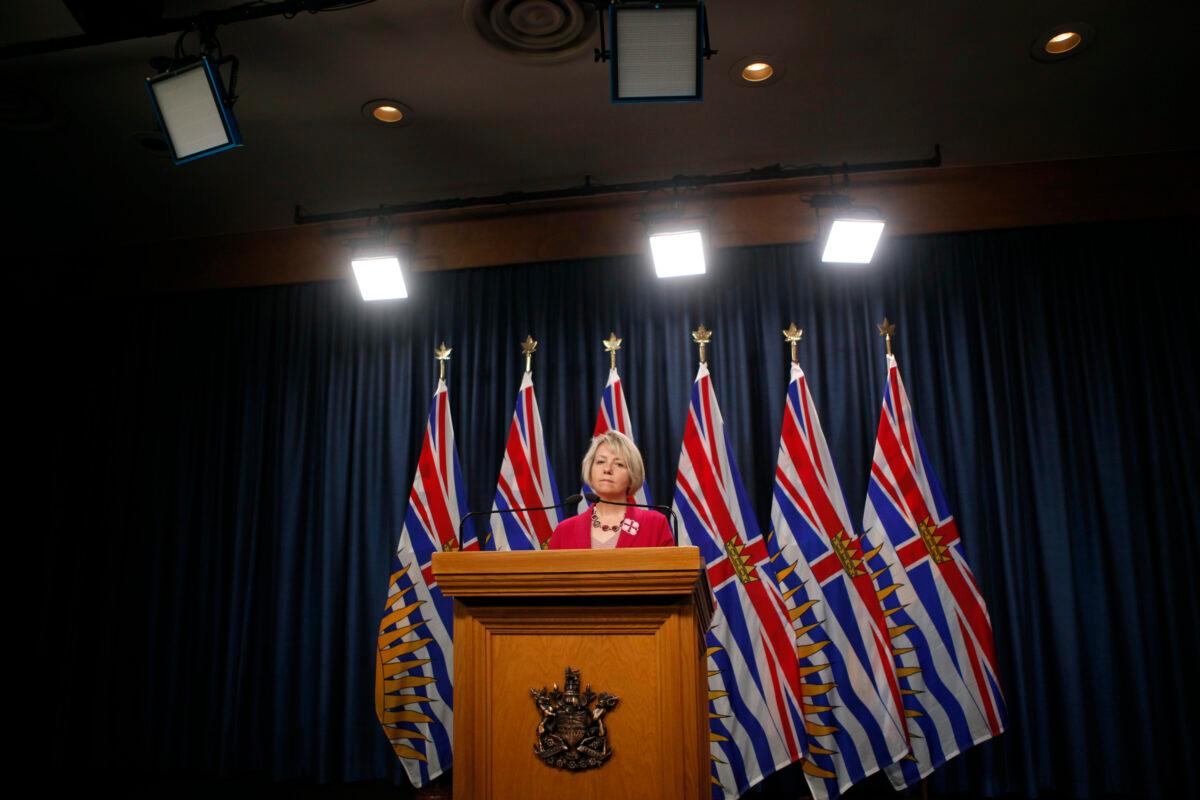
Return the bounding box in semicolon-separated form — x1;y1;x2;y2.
877;317;896;357
603;331;622;371
434;341;451;382
692;324;712;365
521;334;538;373
782;323;804;364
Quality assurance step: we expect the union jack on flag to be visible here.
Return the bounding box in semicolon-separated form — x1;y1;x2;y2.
766;361;910;800
374;377;469;787
485;370;562;550
673;362;807;798
578;366;651;513
863;353;1005;789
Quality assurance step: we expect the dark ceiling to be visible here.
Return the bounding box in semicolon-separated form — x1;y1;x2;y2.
1;0;1195;246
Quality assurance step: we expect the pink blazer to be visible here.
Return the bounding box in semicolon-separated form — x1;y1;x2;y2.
548;505;675;550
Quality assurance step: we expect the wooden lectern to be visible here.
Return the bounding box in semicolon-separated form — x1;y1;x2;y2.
432;547;713;800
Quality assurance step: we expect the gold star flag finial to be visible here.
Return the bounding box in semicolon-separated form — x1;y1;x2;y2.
877;317;896;357
692;324;713;365
603;331;622;370
782;323;804;364
434;341;452;381
521;334;538;373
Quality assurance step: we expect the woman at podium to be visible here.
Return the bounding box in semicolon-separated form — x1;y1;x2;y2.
548;430;674;550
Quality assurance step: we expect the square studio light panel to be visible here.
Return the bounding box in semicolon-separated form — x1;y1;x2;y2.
146;58;242;165
611;4;703;102
822;219;885;264
352;256;409;300
650;229;706;277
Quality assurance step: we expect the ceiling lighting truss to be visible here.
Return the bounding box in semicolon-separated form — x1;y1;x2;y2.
295;145;941;225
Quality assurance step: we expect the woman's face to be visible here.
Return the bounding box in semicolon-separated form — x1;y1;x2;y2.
589;443;631;501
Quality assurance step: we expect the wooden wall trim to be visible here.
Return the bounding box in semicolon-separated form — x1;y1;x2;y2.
122;151;1198;293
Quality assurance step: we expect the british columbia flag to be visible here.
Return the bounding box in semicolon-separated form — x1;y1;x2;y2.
578;366;651;513
863;353;1005;788
374;377;469;787
673;362;808;798
766;361;910;799
485;370;562;550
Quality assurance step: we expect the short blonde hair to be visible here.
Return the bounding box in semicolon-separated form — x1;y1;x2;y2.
581;430;646;495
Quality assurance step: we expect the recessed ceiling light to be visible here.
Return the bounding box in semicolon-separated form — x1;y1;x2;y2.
362;99;413;127
741;62;773;82
1032;23;1093;61
730;55;784;87
373;105;404;123
1045;31;1081;54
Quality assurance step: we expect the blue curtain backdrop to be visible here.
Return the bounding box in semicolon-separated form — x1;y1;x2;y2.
32;218;1198;798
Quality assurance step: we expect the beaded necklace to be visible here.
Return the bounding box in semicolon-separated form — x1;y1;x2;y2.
591;506;625;533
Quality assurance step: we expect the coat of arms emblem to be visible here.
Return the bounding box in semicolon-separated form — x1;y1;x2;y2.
530;667;619;770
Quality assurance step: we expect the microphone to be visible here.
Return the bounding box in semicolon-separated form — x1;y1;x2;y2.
584;493;679;546
458;493;584;547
